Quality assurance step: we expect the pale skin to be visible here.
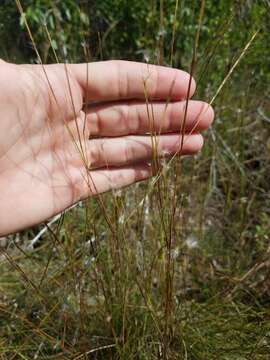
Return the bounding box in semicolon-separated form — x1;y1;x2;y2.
0;60;214;236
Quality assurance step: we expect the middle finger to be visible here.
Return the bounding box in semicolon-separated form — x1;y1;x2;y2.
84;100;214;137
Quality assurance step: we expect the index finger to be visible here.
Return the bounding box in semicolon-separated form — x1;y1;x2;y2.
70;60;196;102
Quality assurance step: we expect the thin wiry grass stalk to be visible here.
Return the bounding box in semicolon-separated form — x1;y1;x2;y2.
43;22;60;63
169;0;180;67
158;0;164;65
157;2;206;357
73;343;116;359
196;13;234;86
209;29;260;106
152;29;260;186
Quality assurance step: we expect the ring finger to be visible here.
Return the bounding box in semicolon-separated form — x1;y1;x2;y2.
69;133;204;169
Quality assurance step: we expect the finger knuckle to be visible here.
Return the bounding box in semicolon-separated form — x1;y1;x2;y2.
89;141;103;167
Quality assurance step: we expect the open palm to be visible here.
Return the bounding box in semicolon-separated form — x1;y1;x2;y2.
0;60;214;235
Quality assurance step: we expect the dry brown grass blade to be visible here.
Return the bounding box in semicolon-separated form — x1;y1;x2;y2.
73;344;116;359
209;29;260;106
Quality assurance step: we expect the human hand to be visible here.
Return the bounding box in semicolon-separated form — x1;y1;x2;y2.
0;60;214;235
